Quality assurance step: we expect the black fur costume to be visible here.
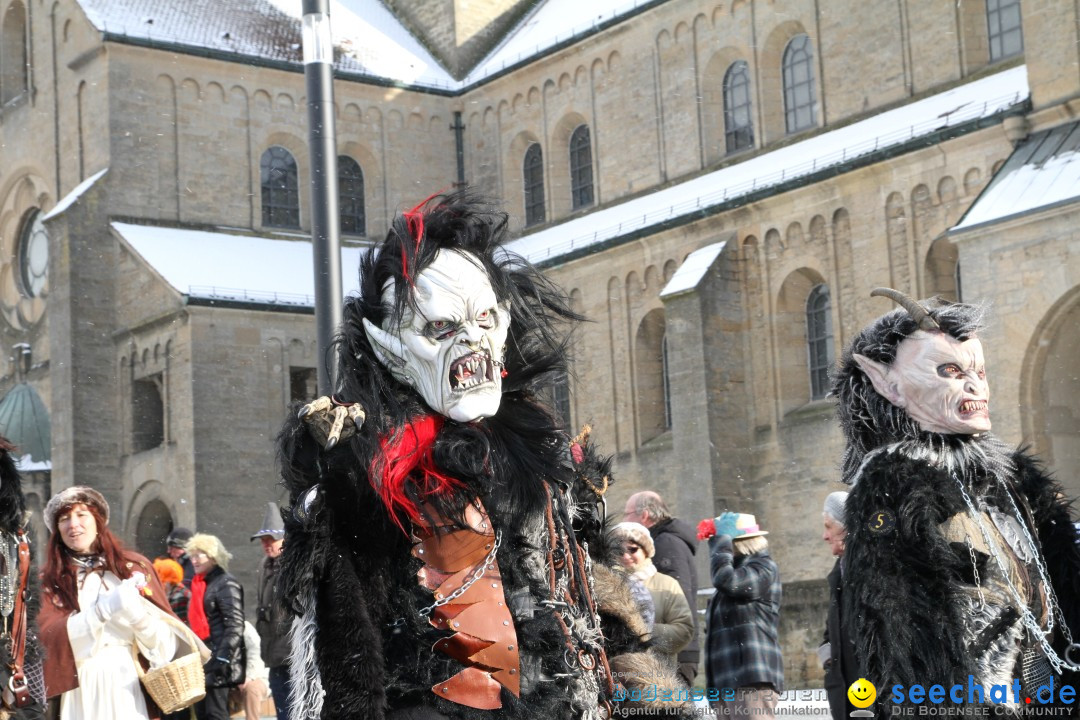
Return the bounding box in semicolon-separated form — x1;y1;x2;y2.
833;299;1080;711
277;192;684;720
0;438;43;720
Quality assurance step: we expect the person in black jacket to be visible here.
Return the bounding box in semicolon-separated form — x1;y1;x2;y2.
251;502;292;720
624;491;700;685
186;533;245;720
818;492;855;720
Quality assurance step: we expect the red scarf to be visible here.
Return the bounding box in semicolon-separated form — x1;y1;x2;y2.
188;573;210;640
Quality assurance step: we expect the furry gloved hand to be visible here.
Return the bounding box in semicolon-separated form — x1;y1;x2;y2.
298;396;366;450
714;512;745;539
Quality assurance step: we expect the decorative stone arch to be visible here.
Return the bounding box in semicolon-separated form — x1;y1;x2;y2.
1021;286;1080;498
759;20;817;143
786;221;804;246
775;267;830;415
126;480;177;553
701;47;752;164
0;0;28;104
635;307;669;445
808;215;826;245
923;235;960;301
549;111;592;218
0;171;51;330
963;167;983;196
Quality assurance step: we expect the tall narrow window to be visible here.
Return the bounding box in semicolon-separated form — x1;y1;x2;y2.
782;34;818;134
551;371;571;429
987;0;1023;61
132;375;165;452
1;0;28;105
569;125;593;210
661;333;672;429
261;146;300;228
723;60;754;153
338;156;365;235
806;285;833;400
524;143;545;226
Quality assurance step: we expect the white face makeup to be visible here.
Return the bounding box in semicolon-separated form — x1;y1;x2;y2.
364;250;510;422
855;331;990;435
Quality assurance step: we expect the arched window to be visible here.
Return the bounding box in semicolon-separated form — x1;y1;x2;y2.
338;156;365;235
723;60;754;153
987;0;1023;61
806;284;833;400
523;143;545;227
782;34;817;134
261;146;300;228
1;0;28;105
569;125;593;210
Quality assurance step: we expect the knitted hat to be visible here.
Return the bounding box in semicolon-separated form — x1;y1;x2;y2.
153;557;184;585
166;527;194;548
823;491;849;527
250;502;285;541
611;521;655;559
44;486;109;533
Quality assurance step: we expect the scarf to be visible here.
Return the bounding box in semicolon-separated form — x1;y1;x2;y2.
631;561;657;583
189;573;210;640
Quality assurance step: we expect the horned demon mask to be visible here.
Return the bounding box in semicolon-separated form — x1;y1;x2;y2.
362;249;511;422
855;288;990;436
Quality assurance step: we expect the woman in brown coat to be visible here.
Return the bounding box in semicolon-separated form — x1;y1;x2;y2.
38;487;181;720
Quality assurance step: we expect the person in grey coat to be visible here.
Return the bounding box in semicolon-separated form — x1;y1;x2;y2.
252;502;292;720
704;512;783;718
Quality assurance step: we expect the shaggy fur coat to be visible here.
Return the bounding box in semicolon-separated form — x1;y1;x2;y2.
843;438;1080;711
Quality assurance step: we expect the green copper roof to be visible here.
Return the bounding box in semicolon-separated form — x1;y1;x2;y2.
0;383;51;463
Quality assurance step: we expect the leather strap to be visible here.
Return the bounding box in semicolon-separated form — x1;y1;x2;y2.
6;532;31;708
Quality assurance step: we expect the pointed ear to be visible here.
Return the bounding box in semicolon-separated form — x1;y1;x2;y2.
362;318;407;372
853;353;905;407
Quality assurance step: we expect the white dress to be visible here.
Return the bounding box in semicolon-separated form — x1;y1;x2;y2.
60;569;179;720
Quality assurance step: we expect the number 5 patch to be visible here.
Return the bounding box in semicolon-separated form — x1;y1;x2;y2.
867;509;896;536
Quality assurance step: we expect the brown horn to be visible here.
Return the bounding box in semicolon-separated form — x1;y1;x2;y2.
870;287;940;331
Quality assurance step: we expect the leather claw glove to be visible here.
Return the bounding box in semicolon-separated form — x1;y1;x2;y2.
714;512;744;539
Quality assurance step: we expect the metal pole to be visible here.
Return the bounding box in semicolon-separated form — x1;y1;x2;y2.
302;0;342;395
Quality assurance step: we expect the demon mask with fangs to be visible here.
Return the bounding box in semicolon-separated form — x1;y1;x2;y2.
362;249;511;422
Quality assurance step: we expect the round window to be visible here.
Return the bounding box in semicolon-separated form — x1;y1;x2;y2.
17;208;47;298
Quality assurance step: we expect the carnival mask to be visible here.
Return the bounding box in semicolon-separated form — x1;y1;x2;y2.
363;250;510;422
854;331;990;435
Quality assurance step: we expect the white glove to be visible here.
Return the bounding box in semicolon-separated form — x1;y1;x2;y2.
95;580;147;627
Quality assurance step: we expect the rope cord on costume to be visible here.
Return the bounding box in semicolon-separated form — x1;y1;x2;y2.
953;473;1080;674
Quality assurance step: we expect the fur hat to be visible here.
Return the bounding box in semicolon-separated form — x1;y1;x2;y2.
186;532;233;571
611;522;655;559
44;486;109;533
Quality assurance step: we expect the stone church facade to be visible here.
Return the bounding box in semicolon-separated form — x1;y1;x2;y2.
0;0;1077;686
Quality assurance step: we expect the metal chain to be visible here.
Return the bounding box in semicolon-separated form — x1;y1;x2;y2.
953;474;1080;673
416;529;502;619
964;536;986;610
995;477;1077;648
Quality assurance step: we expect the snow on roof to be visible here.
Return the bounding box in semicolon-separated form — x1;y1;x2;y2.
76;0;455;88
42;168;108;222
660;241;726;298
506;66;1029;265
15;455;51;473
111;222;367;306
952;120;1080;233
462;0;652;85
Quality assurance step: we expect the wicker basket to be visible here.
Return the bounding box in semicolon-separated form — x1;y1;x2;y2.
131;612;207;713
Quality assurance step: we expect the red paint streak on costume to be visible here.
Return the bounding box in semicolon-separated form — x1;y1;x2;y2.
370;414;462;534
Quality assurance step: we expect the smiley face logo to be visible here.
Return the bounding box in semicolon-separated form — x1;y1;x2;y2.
848;678;876;708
